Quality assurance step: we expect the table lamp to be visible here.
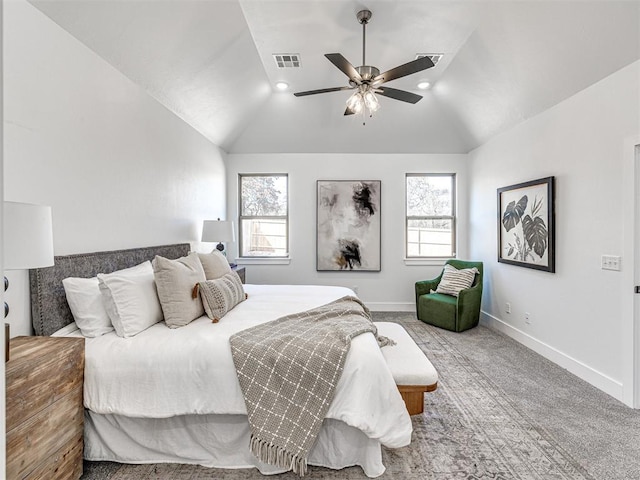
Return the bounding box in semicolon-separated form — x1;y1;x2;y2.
3;201;54;361
202;219;235;256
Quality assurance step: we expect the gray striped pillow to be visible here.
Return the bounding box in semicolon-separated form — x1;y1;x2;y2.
199;271;246;322
435;264;479;297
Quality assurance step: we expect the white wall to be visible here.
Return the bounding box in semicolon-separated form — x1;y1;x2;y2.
468;61;640;403
3;0;227;336
226;153;469;310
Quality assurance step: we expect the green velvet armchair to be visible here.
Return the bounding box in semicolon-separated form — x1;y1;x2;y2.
415;259;483;332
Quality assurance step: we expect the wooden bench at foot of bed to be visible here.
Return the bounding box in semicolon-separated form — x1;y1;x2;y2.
374;322;439;415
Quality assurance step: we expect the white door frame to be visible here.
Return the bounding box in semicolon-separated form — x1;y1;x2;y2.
623;135;640;408
634;141;640;409
0;0;6;467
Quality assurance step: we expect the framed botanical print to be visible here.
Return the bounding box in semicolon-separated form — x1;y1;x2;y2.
498;176;555;272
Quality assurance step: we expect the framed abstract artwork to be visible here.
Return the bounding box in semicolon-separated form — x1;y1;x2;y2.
498;176;555;272
317;180;381;271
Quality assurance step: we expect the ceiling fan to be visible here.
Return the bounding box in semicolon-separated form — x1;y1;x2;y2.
293;9;435;118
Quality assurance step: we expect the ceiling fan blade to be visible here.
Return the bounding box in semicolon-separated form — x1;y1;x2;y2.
372;56;435;85
325;53;363;83
376;87;423;104
294;86;354;97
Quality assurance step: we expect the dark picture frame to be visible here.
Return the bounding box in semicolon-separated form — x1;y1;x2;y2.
317;180;381;271
497;176;555;273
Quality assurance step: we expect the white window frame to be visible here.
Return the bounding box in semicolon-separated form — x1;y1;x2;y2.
405;173;456;263
238;173;289;260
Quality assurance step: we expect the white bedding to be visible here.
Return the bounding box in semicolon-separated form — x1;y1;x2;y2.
68;284;412;452
84;413;387;477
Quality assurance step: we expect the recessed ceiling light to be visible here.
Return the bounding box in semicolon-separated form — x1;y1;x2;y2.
417;81;431;90
275;82;289;91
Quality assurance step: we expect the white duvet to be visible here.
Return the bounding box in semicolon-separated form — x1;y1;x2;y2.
73;285;412;449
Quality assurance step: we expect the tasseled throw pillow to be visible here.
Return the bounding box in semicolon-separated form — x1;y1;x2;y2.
198;271;246;322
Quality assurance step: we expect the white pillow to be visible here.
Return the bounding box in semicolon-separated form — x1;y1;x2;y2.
62;276;113;337
198;250;232;280
51;322;81;337
97;261;163;338
152;252;206;328
435;264;479;297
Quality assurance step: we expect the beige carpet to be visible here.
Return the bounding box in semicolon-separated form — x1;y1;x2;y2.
90;315;595;480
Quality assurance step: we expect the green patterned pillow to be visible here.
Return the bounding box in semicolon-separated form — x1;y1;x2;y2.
198;271;246;322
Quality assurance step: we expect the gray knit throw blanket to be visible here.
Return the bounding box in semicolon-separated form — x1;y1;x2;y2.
230;295;393;476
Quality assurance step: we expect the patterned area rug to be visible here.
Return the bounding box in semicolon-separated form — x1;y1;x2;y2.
99;316;593;480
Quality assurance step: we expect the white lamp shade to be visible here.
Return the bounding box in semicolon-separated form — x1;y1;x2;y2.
3;202;54;270
201;220;235;243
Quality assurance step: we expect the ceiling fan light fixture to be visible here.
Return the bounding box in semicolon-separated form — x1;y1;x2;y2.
417;81;431;90
363;90;379;112
346;91;364;114
346;87;380;117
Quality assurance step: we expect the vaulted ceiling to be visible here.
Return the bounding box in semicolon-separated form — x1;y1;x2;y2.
29;0;640;154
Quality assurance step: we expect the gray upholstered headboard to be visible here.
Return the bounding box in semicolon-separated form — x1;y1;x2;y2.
29;243;190;336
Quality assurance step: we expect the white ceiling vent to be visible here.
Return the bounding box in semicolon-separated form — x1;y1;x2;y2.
415;53;443;66
273;54;301;68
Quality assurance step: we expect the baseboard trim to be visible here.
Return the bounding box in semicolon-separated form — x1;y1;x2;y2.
367;302;414;312
480;311;624;401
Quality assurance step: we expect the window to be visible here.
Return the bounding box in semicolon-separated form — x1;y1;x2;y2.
406;174;456;258
239;174;288;258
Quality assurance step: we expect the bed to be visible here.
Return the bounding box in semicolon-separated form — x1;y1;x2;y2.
30;243;413;477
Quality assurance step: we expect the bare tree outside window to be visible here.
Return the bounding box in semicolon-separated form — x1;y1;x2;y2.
406;174;456;258
239;175;288;257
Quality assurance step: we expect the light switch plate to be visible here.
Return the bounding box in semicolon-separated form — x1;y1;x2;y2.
601;255;621;271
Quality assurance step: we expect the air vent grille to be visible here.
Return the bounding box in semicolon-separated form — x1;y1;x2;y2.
273;54;301;68
415;53;443;66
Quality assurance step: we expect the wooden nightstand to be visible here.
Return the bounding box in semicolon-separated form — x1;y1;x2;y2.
6;336;85;480
232;265;246;283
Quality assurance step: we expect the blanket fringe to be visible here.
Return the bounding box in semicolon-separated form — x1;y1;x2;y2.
250;434;308;477
377;334;396;348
